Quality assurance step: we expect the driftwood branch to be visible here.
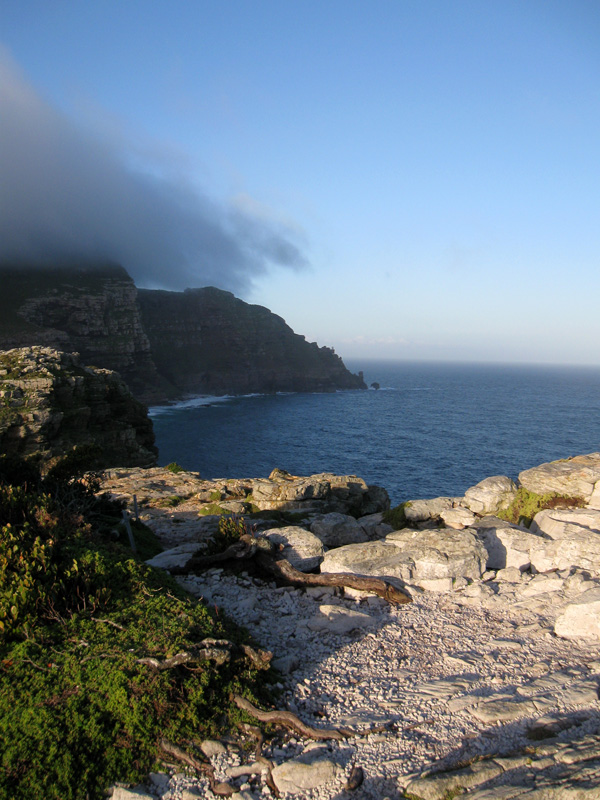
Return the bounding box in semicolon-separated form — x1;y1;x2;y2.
232;695;349;741
256;552;412;605
159;739;236;797
173;533;411;606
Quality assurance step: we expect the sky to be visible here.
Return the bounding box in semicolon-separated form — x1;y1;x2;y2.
1;0;600;365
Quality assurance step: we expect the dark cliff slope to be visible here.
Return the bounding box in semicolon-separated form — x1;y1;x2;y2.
0;264;172;403
138;287;366;394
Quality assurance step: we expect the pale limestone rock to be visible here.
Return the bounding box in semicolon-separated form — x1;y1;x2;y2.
403;497;454;525
440;507;476;529
321;528;485;590
310;512;368;547
145;543;202;570
469;516;539;571
358;512;394;539
111;789;155;800
555;588;600;641
463;475;517;515
528;508;600;574
306;604;376;633
270;747;343;794
519;452;600;501
262;526;324;571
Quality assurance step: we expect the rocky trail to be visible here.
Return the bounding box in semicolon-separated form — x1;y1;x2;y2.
104;456;600;800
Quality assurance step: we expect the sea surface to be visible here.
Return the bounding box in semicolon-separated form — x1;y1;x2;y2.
149;360;600;505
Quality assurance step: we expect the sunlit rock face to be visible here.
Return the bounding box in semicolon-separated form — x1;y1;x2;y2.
0;347;157;468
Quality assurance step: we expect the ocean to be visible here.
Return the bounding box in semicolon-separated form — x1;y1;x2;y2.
148;360;600;506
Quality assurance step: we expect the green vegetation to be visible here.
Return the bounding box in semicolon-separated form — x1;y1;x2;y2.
383;500;412;530
198;502;229;516
165;462;185;474
0;454;268;800
497;487;585;527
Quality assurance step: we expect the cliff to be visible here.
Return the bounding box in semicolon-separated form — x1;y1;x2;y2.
0;264;174;403
138;286;366;394
0;265;365;401
0;347;157;468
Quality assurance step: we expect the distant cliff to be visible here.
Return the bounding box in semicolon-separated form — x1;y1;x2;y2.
0;264;172;403
0;265;365;401
137;287;366;395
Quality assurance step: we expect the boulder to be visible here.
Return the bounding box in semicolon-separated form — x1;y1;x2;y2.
528;508;600;574
321;529;486;590
463;475;517;515
518;452;600;502
469;516;543;571
403;497;455;525
440;508;476;529
310;513;368;547
271;747;343;794
262;526;324;571
357;512;394;540
554;588;600;641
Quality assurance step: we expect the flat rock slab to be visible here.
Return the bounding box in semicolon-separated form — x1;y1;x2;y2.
146;543;203;569
470;516;542;571
555;587;600;641
519;452;600;501
270;747;343;794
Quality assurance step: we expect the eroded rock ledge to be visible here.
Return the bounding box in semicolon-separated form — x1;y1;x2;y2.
0;347;157;468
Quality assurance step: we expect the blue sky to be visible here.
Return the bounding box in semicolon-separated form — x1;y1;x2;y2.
1;1;599;365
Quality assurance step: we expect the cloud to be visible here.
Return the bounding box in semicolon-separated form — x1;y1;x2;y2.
0;49;308;292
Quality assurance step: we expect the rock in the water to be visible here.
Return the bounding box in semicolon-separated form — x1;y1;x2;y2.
0;347;157;468
519;452;600;502
463;475;518;515
310;512;368;547
554;587;600;641
262;526;324;571
270;747;343;794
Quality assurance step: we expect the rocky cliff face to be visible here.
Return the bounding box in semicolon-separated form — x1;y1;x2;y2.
0;264;174;403
0;265;365;401
0;347;157;468
138;287;366;395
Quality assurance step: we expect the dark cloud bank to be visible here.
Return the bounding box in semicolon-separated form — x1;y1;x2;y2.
0;50;307;293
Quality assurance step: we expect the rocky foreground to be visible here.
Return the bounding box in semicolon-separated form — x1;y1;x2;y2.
103;455;600;800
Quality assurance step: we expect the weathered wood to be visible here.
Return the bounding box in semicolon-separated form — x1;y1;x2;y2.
159;739;236;797
256;552;412;605
174;532;411;606
232;694;349;741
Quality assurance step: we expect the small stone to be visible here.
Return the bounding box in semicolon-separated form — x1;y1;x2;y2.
200;739;227;757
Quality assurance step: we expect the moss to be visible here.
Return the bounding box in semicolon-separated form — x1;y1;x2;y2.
209;490;223;502
383;500;412;530
155;495;183;508
198;503;229;516
497;488;585;527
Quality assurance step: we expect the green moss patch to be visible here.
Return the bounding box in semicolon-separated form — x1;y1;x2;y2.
497;488;585;527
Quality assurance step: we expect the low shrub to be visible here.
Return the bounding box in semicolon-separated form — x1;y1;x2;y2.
0;456;268;800
383;500;412;530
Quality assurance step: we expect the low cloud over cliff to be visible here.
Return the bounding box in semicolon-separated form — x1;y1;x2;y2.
0;49;307;293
